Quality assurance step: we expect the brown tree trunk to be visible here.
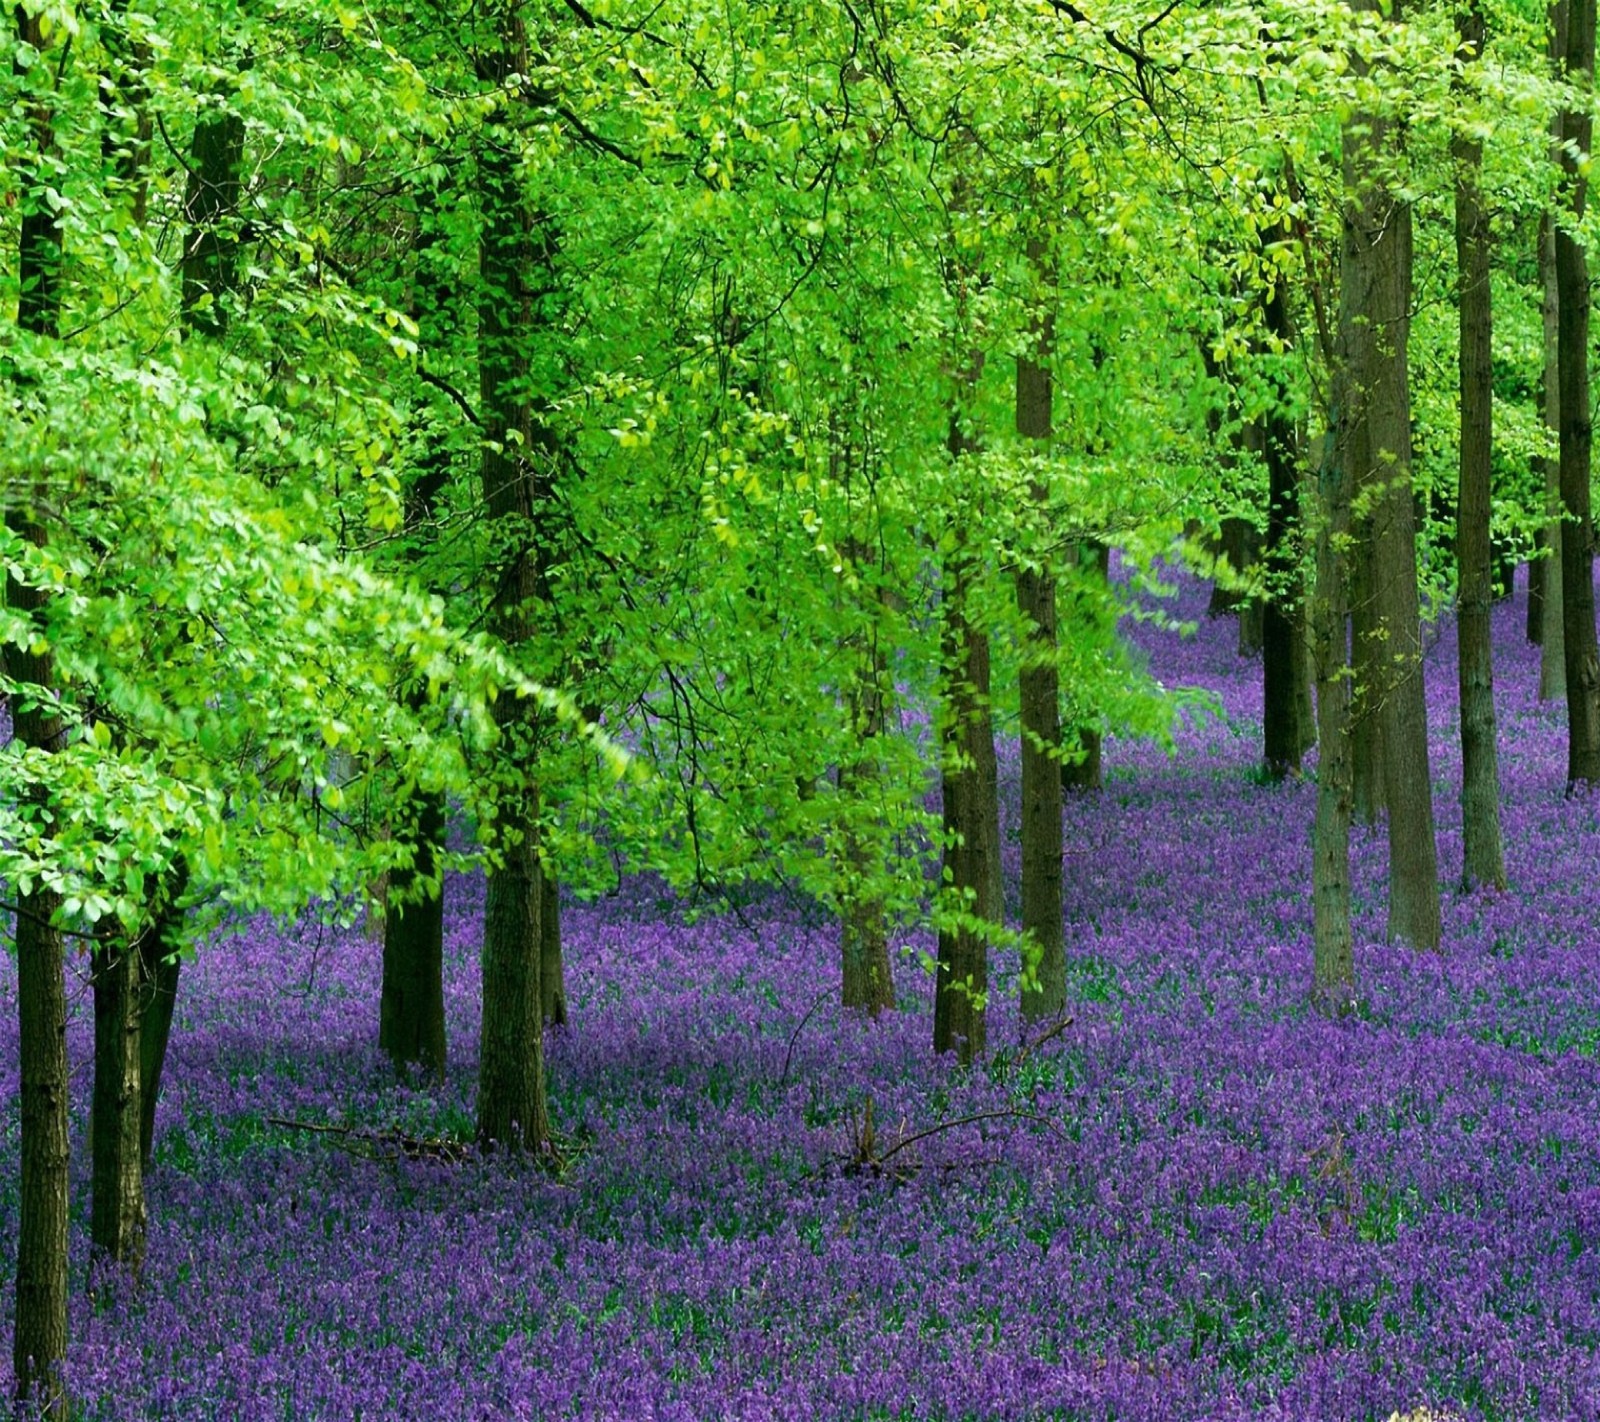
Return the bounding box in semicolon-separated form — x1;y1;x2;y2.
1558;0;1600;785
380;792;448;1076
475;16;552;1151
137;869;186;1168
1454;2;1508;892
1016;289;1066;1022
1348;537;1385;825
10;606;70;1415
91;936;146;1273
181;106;244;336
1341;0;1441;949
1540;212;1567;695
11;10;70;1411
1312;430;1356;1013
1542;10;1571;694
1261;252;1308;778
934;557;997;1063
1207;516;1257;617
838;535;896;1016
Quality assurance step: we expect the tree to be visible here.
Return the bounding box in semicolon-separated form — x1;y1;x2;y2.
474;8;554;1152
1453;0;1507;892
8;7;70;1409
1557;0;1600;786
1340;0;1440;950
1016;244;1067;1023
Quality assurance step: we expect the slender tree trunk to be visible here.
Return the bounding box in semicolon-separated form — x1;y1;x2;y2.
380;792;448;1075
838;532;896;1016
1543;10;1571;693
479;822;550;1149
1540;210;1567;695
10;600;70;1412
1341;0;1441;948
1261;250;1308;778
1312;431;1355;1013
137;867;187;1167
1454;3;1508;892
181;104;245;336
91;936;146;1273
934;557;996;1063
1558;0;1600;785
11;11;70;1411
1207;517;1256;617
1016;271;1065;1022
475;17;552;1151
1348;538;1385;824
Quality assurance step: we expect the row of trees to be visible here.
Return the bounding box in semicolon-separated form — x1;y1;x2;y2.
3;0;1590;1411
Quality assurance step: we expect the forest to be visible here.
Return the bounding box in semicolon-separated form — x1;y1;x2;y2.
4;0;1600;1416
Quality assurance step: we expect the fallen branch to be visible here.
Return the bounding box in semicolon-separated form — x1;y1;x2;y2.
264;1116;472;1165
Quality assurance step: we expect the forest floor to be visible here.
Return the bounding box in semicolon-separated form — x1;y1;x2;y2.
5;568;1600;1421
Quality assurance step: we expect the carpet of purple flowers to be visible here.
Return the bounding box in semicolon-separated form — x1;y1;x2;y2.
6;571;1600;1421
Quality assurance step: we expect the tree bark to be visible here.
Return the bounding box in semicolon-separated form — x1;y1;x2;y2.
181;103;245;336
934;556;997;1063
380;792;448;1076
475;15;552;1151
1341;0;1441;948
1540;211;1567;696
137;870;187;1168
11;10;70;1411
1261;250;1308;778
1542;9;1571;693
1454;2;1508;892
1557;0;1600;785
1348;536;1385;824
1015;273;1066;1022
1207;517;1257;618
1312;429;1355;1014
838;533;896;1016
91;936;146;1273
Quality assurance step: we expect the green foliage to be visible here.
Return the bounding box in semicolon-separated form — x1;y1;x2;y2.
2;0;1575;948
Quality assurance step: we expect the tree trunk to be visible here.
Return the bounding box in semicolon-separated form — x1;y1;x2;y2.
1542;11;1570;693
1348;537;1385;824
181;105;245;336
91;936;146;1273
11;10;70;1411
1312;431;1355;1013
1261;252;1308;778
379;792;448;1076
137;872;186;1168
1558;0;1600;785
475;16;552;1151
1454;2;1508;892
1207;516;1256;617
1341;0;1441;949
934;556;996;1064
838;536;896;1016
1540;214;1567;694
1016;274;1066;1022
